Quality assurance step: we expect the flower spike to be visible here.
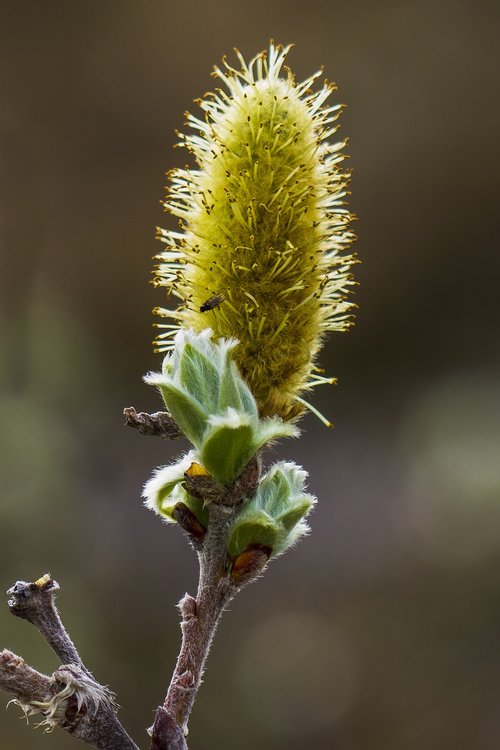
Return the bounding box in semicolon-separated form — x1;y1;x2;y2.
154;41;356;422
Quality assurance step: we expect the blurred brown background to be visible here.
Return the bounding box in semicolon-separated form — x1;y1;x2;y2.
1;1;499;748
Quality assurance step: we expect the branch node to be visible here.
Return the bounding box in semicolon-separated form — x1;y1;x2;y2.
7;574;59;618
178;594;197;620
124;407;183;439
1;649;24;670
150;706;188;750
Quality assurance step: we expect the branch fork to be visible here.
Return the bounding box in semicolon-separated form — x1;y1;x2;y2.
1;574;138;750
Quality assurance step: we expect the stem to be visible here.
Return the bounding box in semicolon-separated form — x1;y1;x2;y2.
7;577;82;667
0;650;52;704
123;407;182;439
164;504;237;730
151;457;262;750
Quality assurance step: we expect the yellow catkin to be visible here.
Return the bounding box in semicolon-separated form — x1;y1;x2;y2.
153;43;356;421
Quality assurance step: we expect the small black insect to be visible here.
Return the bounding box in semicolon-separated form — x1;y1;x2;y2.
199;294;224;313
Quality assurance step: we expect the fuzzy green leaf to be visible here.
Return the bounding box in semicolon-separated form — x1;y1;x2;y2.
182;491;210;530
273;520;310;555
233;365;259;419
143;451;197;514
158;482;210;529
254;418;300;450
200;413;255;485
227;511;280;557
278;495;316;531
143;455;210;529
226;460;316;558
157;483;184;522
257;466;292;516
217;359;244;413
179;343;220;413
158;382;207;447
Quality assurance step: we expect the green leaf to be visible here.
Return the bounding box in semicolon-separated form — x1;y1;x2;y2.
259;466;292;516
183;491;210;529
227;511;280;557
278;495;316;531
143;452;198;520
179;343;220;413
234;364;259;419
273;520;310;555
156;483;187;523
282;463;309;494
201;413;255;484
158;382;207;447
253;417;300;451
218;359;244;413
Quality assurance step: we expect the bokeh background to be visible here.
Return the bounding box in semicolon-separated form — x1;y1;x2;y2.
1;1;500;748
